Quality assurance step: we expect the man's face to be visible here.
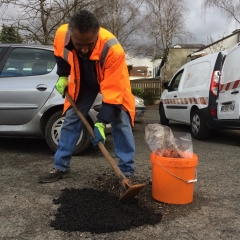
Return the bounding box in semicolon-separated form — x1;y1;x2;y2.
70;28;98;58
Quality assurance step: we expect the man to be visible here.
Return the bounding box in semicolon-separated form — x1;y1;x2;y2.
38;10;136;183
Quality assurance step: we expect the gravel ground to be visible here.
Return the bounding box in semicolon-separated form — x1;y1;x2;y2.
0;105;240;239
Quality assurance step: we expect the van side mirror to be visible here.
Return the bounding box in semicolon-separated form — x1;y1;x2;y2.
162;82;169;90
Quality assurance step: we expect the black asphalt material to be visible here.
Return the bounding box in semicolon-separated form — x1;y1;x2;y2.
51;187;162;233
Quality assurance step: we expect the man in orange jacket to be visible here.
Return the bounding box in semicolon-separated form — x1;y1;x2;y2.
39;10;136;183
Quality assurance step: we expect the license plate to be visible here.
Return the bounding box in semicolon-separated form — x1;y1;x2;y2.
221;104;235;112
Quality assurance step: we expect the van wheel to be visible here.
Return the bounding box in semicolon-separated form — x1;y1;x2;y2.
190;110;209;140
160;106;169;125
45;111;91;155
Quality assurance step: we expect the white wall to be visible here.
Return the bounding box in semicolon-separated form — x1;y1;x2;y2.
197;33;240;55
126;54;162;79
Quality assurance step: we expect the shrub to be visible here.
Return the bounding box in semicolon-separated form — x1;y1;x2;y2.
132;87;160;105
143;91;155;105
131;87;145;99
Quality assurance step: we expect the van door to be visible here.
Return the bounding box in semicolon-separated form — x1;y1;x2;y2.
163;70;184;120
217;43;240;119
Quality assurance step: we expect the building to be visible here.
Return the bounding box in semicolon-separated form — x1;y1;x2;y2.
160;29;240;81
126;56;162;80
160;44;205;82
187;29;240;61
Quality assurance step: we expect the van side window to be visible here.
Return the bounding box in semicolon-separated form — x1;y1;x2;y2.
169;70;183;92
182;61;211;89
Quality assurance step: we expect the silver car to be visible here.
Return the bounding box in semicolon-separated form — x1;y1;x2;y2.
0;44;145;155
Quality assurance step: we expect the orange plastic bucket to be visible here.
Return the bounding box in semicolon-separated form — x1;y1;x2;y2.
150;153;198;204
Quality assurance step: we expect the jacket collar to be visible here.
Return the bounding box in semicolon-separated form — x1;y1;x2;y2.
89;28;102;61
64;31;75;51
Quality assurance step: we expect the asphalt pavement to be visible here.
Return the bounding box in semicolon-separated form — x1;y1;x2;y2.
0;105;240;239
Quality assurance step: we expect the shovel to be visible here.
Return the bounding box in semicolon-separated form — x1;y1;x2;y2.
65;92;146;200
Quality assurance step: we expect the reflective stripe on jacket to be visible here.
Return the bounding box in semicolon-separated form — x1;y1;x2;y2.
53;24;135;126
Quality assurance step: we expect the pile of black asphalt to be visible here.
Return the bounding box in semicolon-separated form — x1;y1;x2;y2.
50;175;162;233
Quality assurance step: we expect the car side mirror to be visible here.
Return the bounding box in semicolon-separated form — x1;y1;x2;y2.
162;82;169;90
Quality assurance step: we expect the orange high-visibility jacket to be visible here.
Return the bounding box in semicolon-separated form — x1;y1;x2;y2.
53;24;135;126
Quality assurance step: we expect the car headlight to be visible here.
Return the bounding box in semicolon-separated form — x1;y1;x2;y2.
135;97;144;106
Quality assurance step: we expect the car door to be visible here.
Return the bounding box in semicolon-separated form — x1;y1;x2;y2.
163;70;184;120
0;46;57;125
217;43;240;119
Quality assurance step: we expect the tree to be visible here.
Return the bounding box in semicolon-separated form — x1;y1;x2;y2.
0;24;23;43
1;0;96;45
141;0;193;61
202;0;240;24
93;0;145;55
1;0;145;51
206;33;226;53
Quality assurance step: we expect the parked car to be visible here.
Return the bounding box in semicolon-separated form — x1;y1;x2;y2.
0;44;145;155
159;42;240;139
134;96;146;121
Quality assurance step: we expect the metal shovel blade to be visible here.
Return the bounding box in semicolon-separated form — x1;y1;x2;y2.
119;183;146;201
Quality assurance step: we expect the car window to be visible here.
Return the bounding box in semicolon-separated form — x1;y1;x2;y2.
169;70;183;91
0;47;8;60
0;47;56;77
0;47;2;60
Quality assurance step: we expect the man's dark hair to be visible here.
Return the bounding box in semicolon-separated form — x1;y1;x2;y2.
68;10;100;34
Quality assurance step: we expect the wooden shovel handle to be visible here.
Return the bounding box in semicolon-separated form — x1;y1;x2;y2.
65;92;126;181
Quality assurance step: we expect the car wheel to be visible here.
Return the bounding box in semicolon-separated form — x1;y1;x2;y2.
45;111;91;155
160;105;169;125
190;109;209;140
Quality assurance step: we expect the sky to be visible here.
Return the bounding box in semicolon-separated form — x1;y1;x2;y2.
0;0;239;47
185;0;239;45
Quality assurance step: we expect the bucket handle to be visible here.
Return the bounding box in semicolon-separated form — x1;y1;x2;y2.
156;159;197;184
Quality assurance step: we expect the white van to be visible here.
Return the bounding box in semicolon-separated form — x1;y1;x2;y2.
159;42;240;139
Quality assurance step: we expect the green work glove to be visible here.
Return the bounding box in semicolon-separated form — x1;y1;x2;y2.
91;122;106;147
55;76;68;97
